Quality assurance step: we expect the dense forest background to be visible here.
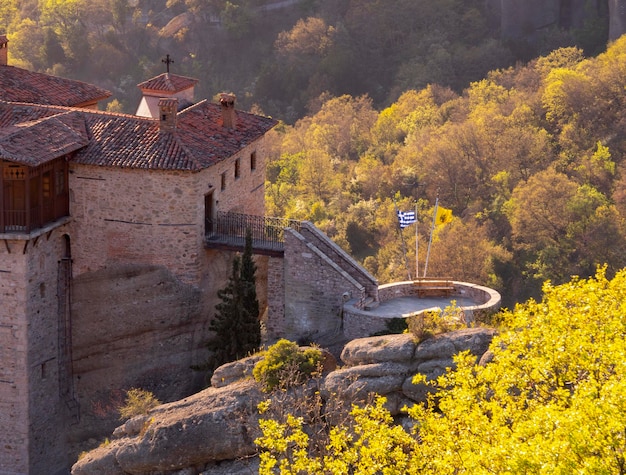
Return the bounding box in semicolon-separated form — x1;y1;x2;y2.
0;0;610;119
2;0;623;307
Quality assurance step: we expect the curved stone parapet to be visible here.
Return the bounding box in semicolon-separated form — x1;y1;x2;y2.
342;280;501;340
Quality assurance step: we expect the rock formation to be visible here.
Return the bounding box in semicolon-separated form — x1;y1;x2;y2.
72;379;264;475
609;0;626;40
71;328;496;475
498;0;626;43
324;328;496;415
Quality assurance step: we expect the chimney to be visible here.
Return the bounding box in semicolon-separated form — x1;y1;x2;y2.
0;35;7;66
219;93;237;129
158;97;178;133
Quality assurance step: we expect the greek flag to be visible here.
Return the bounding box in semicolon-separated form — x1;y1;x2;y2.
397;210;416;228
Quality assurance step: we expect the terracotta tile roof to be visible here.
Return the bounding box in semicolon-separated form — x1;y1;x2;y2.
0;100;277;171
0;107;88;166
77;100;277;170
0;101;58;127
137;73;198;94
0;65;111;106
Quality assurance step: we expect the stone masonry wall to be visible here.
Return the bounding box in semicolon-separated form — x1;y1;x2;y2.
2;134;271;473
0;239;29;475
69;166;206;284
25;226;73;475
344;280;502;340
277;229;366;344
0;223;74;475
65;138;269;446
69;138;267;285
264;256;285;341
298;223;378;299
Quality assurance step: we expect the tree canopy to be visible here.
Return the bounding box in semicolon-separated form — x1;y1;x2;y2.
265;36;626;305
2;0;611;118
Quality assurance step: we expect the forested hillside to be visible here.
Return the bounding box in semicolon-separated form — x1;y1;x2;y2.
0;0;609;120
265;38;626;306
2;0;622;306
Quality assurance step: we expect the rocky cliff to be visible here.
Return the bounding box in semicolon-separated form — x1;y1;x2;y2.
496;0;626;42
71;328;495;475
609;0;626;39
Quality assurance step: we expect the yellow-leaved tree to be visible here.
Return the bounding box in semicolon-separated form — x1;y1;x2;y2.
256;267;626;474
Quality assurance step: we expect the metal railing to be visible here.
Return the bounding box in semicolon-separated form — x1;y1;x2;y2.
206;211;302;251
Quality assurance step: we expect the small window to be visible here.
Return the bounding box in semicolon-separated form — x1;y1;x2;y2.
250;151;257;171
221;172;226;191
234;158;241;179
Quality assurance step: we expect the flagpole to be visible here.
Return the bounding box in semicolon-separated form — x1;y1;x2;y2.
424;191;439;278
415;200;419;279
393;198;412;281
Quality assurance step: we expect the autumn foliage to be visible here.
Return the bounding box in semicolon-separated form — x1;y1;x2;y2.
265;38;626;305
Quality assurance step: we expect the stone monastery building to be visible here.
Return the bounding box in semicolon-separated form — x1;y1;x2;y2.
0;35;380;474
0;34;278;474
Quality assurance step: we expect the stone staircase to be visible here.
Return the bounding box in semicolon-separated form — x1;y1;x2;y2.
295;221;379;309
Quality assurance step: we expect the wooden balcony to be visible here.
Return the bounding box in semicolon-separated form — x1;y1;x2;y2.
205;211;301;256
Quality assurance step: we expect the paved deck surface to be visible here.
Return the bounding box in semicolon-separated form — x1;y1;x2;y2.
364;296;477;318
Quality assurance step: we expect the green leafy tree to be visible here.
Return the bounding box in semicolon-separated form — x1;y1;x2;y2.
41;27;66;69
0;0;19;32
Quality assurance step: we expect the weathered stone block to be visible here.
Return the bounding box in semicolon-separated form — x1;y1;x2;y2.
341;334;417;366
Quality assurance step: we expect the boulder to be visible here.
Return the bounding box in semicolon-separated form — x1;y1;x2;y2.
323;362;411;400
341;334;417;365
200;457;260;474
210;354;263;388
112;415;150;439
72;380;263;475
334;329;496;407
415;328;495;363
402;375;436;403
72;442;127;475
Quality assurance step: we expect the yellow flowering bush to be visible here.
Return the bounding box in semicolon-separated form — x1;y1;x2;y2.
256;268;626;474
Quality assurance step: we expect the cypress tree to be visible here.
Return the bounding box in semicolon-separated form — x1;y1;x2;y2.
240;228;261;351
204;229;261;375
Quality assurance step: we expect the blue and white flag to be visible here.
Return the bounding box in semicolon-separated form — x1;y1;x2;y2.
397;210;416;228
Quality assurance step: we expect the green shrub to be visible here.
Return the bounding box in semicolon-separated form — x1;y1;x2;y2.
407;301;467;341
253;339;322;392
118;388;161;421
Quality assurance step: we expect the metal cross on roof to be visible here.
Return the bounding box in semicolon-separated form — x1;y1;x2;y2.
162;54;174;73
